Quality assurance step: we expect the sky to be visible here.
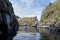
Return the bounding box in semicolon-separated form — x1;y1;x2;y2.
9;0;56;20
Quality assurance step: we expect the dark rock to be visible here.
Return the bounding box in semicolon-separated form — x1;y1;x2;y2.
0;0;19;40
55;22;60;27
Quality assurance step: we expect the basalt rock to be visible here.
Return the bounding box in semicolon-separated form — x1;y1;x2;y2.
0;0;19;40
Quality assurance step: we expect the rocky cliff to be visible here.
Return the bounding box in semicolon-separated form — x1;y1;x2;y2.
18;16;38;25
40;0;60;24
39;0;60;40
0;0;19;40
18;16;38;32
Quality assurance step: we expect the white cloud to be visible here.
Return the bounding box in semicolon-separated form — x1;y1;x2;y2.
50;0;56;3
9;0;55;20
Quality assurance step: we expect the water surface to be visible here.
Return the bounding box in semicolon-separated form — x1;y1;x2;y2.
13;32;40;40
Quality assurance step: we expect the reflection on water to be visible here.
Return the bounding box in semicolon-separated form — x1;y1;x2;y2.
13;32;40;40
13;32;60;40
40;32;60;40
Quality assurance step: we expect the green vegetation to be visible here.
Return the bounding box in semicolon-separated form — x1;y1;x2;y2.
40;0;60;24
19;17;34;25
18;16;38;25
39;0;60;40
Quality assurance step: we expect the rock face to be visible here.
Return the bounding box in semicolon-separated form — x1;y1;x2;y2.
40;0;60;24
18;16;38;32
0;0;19;40
39;0;60;34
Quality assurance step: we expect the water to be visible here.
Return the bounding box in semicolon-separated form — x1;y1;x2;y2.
13;32;40;40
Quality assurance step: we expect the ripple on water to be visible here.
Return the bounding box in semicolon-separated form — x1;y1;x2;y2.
13;32;41;40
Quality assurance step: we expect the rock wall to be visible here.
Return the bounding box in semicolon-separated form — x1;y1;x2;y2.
40;0;60;24
0;0;19;40
18;16;38;32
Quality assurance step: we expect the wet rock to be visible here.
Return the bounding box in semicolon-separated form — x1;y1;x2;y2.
0;0;19;40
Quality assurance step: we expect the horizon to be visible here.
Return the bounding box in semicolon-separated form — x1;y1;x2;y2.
9;0;56;20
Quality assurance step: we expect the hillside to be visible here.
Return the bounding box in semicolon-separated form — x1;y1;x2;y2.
40;0;60;24
16;16;38;32
18;16;38;25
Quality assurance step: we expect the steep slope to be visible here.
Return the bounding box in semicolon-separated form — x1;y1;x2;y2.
40;0;60;24
18;16;38;25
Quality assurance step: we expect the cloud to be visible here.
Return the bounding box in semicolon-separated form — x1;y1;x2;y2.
50;0;56;3
9;0;55;20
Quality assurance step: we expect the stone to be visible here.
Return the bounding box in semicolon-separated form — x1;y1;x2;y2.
55;22;60;27
0;0;19;40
